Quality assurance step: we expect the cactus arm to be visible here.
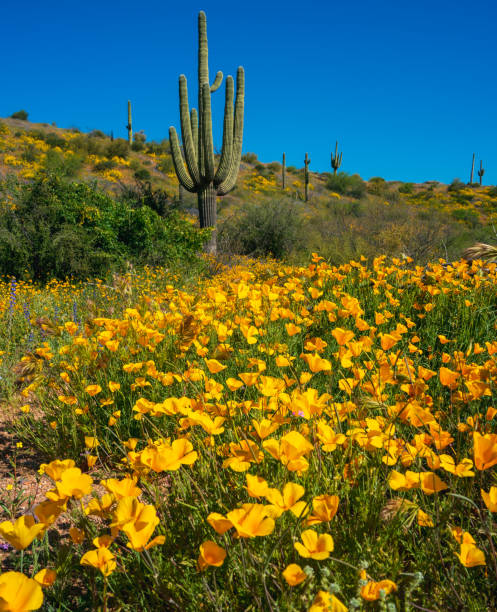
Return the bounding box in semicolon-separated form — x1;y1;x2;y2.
214;75;234;185
201;83;215;182
168;126;196;192
198;11;209;87
179;76;201;185
217;67;245;195
198;11;208;177
191;108;198;155
210;71;223;92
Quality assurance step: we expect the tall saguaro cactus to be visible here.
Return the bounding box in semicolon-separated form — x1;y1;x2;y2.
282;152;286;189
331;141;343;175
126;101;133;145
469;153;475;184
304;152;311;202
478;160;485;185
169;11;245;254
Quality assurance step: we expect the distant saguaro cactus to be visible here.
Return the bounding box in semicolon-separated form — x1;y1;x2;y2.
478;160;485;185
331;141;342;175
169;11;245;254
304;152;311;201
469;152;475;184
282;152;286;189
126;101;133;145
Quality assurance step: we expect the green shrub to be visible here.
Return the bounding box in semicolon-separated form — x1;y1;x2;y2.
93;159;117;172
448;178;465;192
22;144;40;163
325;172;366;199
89;129;106;139
399;182;414;194
384;188;400;204
267;161;281;173
146;140;170;156
254;163;273;178
119;180;175;218
133;167;151;181
157;155;174;174
218;199;305;258
131;131;147;152
0;174;206;280
42;150;85;178
451;208;480;227
241;152;258;164
10;110;28;120
105;139;129;159
86;136;106;156
45;133;67;149
367;176;387;196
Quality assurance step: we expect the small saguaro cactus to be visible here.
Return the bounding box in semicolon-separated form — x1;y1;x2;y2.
331;141;343;175
304;152;311;202
126;101;133;145
478;160;485;185
282;152;286;189
169;11;245;255
469;152;475;184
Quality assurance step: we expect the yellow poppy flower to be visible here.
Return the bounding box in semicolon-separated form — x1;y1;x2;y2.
294;529;333;560
0;572;43;611
481;487;497;512
0;516;45;550
282;563;307;586
473;432;497;470
226;504;275;538
197;540;226;570
33;569;56;587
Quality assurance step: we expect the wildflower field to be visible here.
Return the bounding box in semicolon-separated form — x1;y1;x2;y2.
1;253;497;611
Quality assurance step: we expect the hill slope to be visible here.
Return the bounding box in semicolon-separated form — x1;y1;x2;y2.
1;116;496;263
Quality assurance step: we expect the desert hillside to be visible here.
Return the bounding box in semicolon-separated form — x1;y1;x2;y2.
1;116;496;265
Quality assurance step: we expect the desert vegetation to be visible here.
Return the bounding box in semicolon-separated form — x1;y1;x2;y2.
1;8;497;612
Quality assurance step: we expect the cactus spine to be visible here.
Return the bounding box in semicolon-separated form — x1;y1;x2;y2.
304;152;311;202
126;101;133;145
331;141;342;175
282;152;286;189
470;152;475;184
478;160;485;185
169;11;245;254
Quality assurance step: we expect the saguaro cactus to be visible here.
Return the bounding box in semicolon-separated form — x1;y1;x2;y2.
469;152;475;184
478;160;485;185
282;152;286;189
331;141;342;175
169;11;245;254
126;101;133;145
304;152;311;202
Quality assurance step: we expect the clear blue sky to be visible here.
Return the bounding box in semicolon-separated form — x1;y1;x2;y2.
3;0;497;184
